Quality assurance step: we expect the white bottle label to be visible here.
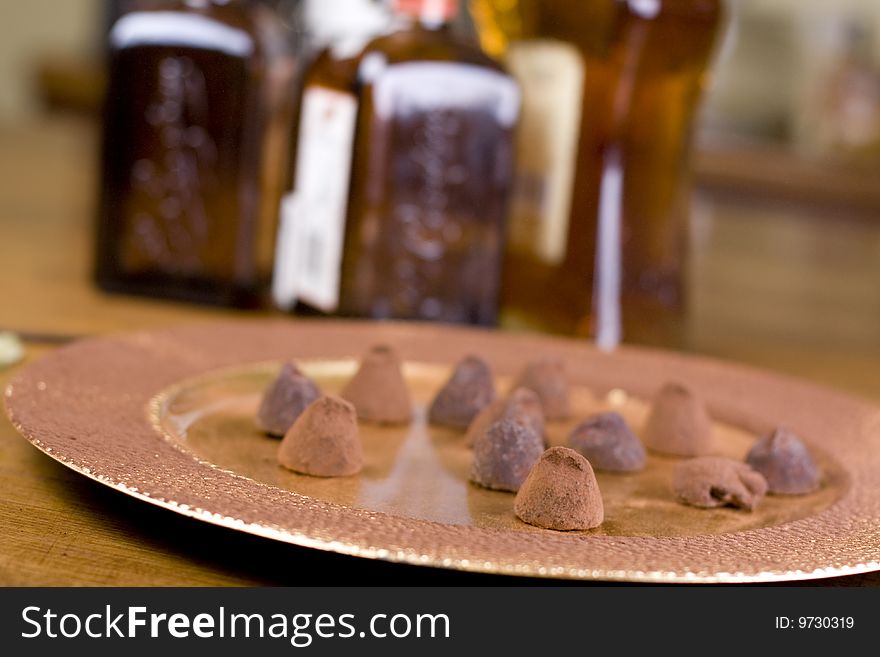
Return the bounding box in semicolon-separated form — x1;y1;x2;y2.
504;39;585;265
272;86;358;312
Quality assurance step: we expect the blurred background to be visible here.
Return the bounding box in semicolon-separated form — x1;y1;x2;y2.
1;0;879;398
5;1;880;155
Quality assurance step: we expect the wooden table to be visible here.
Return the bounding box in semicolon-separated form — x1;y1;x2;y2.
2;116;879;585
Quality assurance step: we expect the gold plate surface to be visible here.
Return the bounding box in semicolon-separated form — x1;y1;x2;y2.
5;320;880;582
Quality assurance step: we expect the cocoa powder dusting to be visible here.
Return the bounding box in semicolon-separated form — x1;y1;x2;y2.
428;355;496;429
746;427;821;495
340;345;412;424
256;361;321;437
511;358;570;421
470;418;544;492
464;387;545;447
568;411;646;473
642;382;715;457
672;457;767;511
278;395;363;477
514;446;604;531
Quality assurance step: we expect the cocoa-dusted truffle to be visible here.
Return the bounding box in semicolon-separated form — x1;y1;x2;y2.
256;362;321;437
672;457;767;511
340;345;411;424
511;358;570;421
642;382;714;457
428;355;496;429
567;412;646;473
514;446;604;531
464;387;544;447
746;427;821;495
278;396;363;477
470;418;544;492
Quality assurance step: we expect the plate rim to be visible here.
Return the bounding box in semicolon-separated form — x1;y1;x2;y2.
5;318;880;583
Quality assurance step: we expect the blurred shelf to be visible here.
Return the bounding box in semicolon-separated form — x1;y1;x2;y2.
35;54;105;116
695;140;880;216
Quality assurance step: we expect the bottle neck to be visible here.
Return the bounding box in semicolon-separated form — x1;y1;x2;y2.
392;0;459;30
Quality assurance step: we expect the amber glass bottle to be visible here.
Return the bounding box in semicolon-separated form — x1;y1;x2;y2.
472;0;723;348
274;0;519;326
96;0;295;307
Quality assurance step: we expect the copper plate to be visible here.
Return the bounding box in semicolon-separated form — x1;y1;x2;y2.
4;320;880;582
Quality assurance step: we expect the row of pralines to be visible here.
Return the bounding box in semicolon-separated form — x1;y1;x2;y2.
255;345;822;532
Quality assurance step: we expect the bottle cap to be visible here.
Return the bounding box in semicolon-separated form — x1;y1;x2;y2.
392;0;459;23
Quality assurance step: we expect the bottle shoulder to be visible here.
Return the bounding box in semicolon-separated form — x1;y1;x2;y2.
358;27;510;78
302;48;361;93
301;28;514;95
353;29;520;128
107;1;289;61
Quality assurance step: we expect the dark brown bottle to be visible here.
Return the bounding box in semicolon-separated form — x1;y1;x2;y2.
270;40;366;314
473;0;723;348
274;0;519;326
96;0;295;307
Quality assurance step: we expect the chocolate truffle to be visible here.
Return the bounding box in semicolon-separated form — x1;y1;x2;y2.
511;358;570;421
672;457;767;511
278;396;363;477
428;355;497;429
746;427;821;495
642;382;714;457
514;446;604;531
470;418;544;492
256;362;321;437
464;387;545;447
340;345;411;424
567;412;646;473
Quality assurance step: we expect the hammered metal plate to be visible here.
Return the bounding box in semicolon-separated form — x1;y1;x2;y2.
5;320;880;582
